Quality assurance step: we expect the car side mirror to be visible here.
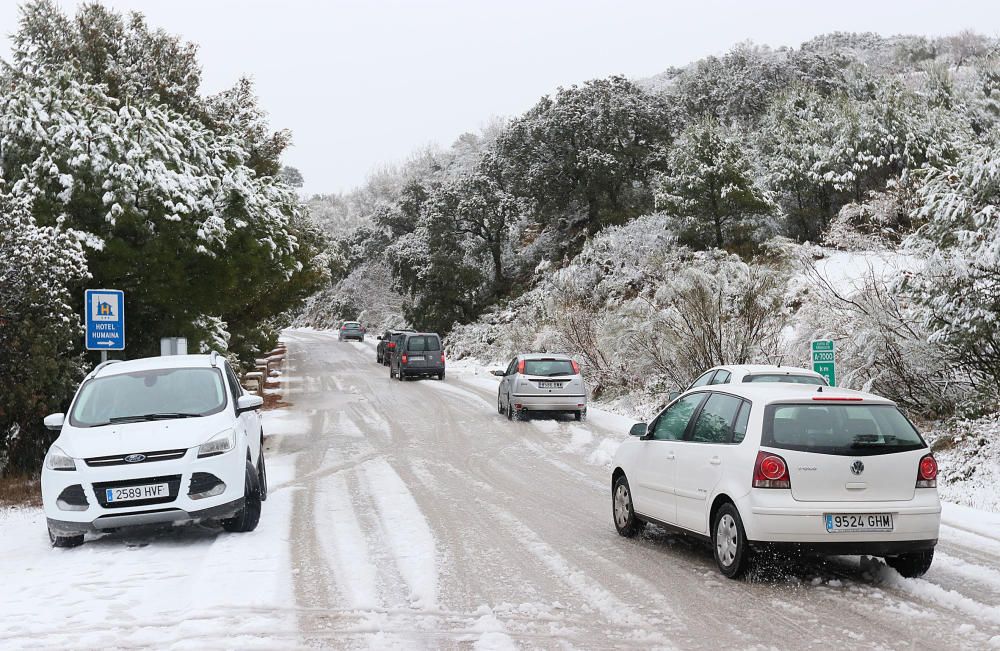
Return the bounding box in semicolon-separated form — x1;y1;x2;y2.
377;336;383;340
490;370;505;377
236;394;264;413
44;413;65;431
668;391;681;402
629;422;648;437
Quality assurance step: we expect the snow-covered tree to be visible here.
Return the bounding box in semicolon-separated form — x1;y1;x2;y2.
904;141;1000;387
655;119;775;250
0;191;89;474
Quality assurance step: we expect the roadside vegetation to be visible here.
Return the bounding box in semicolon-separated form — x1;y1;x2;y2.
0;1;327;475
299;31;1000;498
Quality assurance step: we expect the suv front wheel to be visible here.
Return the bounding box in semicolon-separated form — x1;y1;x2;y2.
222;460;262;533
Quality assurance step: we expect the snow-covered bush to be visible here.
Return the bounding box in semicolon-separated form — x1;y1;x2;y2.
0;191;89;475
903;140;1000;391
787;257;966;416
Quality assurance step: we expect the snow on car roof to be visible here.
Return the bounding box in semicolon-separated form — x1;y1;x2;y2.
715;364;821;376
92;354;219;377
688;382;895;405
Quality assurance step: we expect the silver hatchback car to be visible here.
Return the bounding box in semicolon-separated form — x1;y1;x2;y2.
493;354;587;421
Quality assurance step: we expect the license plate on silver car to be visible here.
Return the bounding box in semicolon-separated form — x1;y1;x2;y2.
106;483;168;503
825;513;893;533
537;381;561;389
409;355;424;361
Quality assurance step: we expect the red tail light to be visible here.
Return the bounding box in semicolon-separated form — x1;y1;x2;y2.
401;354;408;365
340;326;346;330
753;451;790;489
440;353;446;364
917;453;938;488
517;359;525;374
387;342;396;350
571;360;580;374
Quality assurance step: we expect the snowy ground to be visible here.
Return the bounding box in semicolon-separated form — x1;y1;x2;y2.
2;329;999;649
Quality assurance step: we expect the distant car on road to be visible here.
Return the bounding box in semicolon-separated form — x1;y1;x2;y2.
492;354;587;421
389;332;445;381
611;383;940;579
338;321;366;342
41;352;268;548
376;329;413;365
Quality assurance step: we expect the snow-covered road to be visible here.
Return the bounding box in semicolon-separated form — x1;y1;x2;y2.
3;329;999;649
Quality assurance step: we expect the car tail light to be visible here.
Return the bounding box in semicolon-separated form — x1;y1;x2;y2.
753;451;790;489
440;353;446;364
916;453;938;488
571;360;580;374
517;359;525;374
340;326;346;330
401;354;408;365
388;342;396;350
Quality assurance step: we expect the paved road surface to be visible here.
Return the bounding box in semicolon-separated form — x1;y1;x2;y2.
2;329;998;649
278;330;1000;649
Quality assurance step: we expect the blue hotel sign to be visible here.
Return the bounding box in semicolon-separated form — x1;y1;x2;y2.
85;289;125;351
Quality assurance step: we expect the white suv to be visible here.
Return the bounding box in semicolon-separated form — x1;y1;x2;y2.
611;383;940;578
41;353;267;547
493;354;587;421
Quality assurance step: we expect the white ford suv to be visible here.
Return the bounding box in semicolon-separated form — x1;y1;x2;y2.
41;352;267;547
611;383;940;578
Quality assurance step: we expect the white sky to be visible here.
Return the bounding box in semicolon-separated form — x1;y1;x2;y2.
2;1;999;196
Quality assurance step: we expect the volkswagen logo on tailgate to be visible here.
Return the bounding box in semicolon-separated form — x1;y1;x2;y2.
850;460;865;475
124;453;146;464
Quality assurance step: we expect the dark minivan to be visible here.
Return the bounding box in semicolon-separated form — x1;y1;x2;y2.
389;332;445;381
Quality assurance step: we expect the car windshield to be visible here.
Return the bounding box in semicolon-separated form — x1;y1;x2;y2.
745;374;827;385
406;336;441;352
523;360;576;377
69;368;227;427
763;404;926;456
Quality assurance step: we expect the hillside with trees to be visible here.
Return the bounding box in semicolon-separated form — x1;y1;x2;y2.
0;1;326;474
301;32;1000;421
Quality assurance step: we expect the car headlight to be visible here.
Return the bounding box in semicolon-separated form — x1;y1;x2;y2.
46;445;77;471
197;429;236;458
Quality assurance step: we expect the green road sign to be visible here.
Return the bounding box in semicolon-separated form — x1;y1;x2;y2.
811;339;836;386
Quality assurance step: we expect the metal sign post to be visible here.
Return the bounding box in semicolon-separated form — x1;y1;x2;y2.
85;289;126;362
811;339;836;387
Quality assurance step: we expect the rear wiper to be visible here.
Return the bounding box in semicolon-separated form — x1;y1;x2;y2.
109;412;202;423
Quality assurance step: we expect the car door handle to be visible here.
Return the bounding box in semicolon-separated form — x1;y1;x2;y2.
709;456;721;466
666;453;676;460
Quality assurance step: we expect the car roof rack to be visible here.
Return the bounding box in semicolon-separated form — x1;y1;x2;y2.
89;359;122;379
210;350;221;367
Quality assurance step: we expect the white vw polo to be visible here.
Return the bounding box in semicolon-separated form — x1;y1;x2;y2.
611;383;940;578
41;352;267;547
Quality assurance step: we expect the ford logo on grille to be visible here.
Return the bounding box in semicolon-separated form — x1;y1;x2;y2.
124;454;146;464
850;460;865;475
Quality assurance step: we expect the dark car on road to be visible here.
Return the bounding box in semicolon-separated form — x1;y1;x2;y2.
376;329;413;365
389;332;445;381
338;321;366;342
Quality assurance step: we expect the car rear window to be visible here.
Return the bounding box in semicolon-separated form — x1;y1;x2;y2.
744;374;827;385
523;359;576;377
343;323;361;329
762;404;926;456
406;335;441;352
